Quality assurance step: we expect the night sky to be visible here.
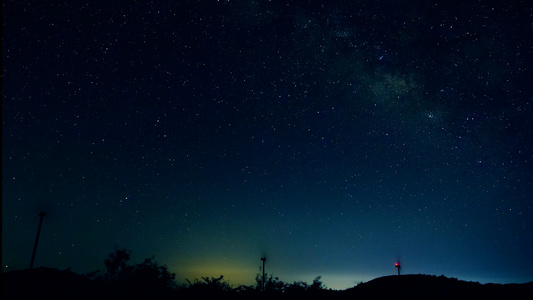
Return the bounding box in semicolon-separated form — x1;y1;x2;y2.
3;0;533;290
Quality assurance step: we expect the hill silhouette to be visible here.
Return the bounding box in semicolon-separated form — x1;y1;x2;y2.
2;268;532;299
344;274;533;299
1;267;105;299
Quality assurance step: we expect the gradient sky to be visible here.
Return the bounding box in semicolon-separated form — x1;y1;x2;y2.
3;0;533;290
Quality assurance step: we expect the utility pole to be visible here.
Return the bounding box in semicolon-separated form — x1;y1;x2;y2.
30;211;46;269
260;256;266;292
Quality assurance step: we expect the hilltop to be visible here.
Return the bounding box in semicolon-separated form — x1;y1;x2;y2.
343;274;533;299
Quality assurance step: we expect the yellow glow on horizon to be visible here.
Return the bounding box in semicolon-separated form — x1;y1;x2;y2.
170;258;376;290
164;250;379;290
168;257;259;287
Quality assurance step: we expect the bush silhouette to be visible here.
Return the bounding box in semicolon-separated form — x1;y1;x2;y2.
284;281;309;295
182;275;234;298
254;272;286;294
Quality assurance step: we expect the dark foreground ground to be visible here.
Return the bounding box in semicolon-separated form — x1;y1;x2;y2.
2;267;532;299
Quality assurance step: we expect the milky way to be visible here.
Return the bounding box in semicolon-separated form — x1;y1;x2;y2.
3;1;533;289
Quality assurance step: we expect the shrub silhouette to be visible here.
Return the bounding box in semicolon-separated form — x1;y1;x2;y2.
284;281;309;295
254;272;286;294
183;275;233;298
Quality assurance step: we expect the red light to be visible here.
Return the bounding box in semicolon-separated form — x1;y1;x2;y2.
395;262;400;267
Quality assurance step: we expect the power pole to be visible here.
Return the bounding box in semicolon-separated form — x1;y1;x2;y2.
30;211;46;269
261;256;266;292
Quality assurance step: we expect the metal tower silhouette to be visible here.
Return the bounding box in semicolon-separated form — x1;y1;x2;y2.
395;261;401;275
260;256;266;291
30;211;46;269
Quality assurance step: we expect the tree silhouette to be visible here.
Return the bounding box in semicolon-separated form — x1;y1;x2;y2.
128;256;176;290
104;248;131;281
101;248;177;298
309;276;326;292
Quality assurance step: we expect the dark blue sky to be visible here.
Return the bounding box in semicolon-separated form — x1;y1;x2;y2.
3;0;533;289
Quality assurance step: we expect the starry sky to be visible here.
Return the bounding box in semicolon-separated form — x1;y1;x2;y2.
2;0;533;290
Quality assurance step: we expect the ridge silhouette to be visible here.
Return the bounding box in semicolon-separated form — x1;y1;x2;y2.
2;249;532;299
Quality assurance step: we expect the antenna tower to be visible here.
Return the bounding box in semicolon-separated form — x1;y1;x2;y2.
395;261;401;276
260;256;266;291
